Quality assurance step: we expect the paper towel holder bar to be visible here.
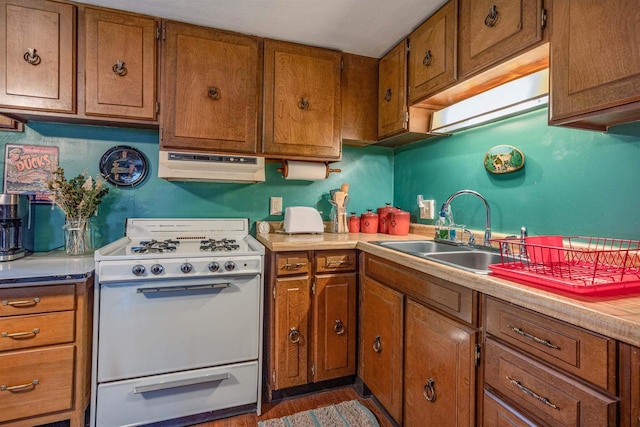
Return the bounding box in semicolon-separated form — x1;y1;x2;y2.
277;160;341;179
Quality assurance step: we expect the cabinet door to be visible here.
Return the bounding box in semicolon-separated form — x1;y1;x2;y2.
273;275;310;390
83;8;157;120
359;276;404;423
619;343;640;427
378;40;408;139
161;21;260;154
263;40;341;160
483;389;537;427
408;0;457;104
549;0;640;130
341;53;378;144
311;273;356;382
403;299;477;427
0;0;75;112
458;0;545;78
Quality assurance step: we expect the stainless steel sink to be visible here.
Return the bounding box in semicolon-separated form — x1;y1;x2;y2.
424;251;504;274
376;240;470;254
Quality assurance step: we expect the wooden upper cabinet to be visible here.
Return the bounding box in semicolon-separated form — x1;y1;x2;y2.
549;0;640;130
408;0;457;104
0;0;75;112
263;40;342;160
458;0;546;79
341;53;378;145
83;8;158;120
378;40;408;139
161;21;260;154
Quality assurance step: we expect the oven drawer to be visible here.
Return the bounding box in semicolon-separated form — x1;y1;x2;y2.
95;361;258;427
98;275;261;382
0;311;74;352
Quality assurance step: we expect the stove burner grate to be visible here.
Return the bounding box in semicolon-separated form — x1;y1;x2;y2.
200;238;240;252
131;239;179;254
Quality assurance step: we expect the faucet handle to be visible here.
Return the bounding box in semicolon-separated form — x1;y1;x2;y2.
520;226;528;240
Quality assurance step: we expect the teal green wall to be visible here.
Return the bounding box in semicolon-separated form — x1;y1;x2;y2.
394;108;640;240
0;123;393;251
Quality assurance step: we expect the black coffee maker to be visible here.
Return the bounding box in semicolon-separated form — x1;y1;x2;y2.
0;194;34;261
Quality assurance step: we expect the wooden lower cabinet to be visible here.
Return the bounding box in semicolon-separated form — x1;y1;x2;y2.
266;250;357;399
0;277;93;427
404;298;477;427
483;389;537;427
619;343;640;427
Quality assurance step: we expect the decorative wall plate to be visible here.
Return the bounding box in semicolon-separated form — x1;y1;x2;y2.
100;146;148;187
484;145;524;174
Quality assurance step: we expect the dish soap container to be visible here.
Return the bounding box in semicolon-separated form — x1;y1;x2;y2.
434;210;449;240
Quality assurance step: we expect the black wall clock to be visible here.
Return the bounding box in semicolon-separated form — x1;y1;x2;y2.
99;146;148;187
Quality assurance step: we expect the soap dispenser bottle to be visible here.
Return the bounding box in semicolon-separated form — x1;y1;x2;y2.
434;210;449;239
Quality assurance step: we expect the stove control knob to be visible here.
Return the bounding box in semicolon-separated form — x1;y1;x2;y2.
180;263;193;274
150;264;164;275
208;262;220;272
132;264;146;276
224;261;236;271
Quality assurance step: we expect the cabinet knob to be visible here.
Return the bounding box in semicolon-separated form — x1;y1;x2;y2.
333;319;345;335
423;50;433;66
112;60;128;76
422;378;437;402
484;5;499;27
373;335;382;353
384;89;392;102
298;97;310;110
208;86;221;100
23;48;41;66
288;327;301;344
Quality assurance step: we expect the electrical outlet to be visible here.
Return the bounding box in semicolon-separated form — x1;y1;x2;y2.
420;199;435;219
270;197;283;215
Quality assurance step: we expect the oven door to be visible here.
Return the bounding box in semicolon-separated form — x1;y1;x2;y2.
97;274;261;382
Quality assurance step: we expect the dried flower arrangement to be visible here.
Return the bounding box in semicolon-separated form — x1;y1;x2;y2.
47;167;109;220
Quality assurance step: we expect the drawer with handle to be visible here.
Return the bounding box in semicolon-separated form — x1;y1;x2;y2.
485;338;617;427
0;345;74;422
0;285;75;317
315;250;356;273
0;311;74;352
485;296;616;393
276;252;310;276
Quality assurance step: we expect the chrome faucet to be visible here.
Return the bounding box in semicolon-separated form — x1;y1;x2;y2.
441;190;491;247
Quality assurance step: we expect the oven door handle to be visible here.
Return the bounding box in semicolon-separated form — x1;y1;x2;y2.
136;283;231;293
133;372;231;394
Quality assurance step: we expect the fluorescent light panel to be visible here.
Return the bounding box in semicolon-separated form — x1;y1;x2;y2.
431;69;549;134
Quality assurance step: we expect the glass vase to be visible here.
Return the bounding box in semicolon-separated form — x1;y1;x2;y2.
64;219;91;256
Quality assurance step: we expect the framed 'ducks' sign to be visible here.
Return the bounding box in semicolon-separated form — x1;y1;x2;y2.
484;145;525;174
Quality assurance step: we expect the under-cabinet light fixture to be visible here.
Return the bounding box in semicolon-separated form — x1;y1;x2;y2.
431;69;549;134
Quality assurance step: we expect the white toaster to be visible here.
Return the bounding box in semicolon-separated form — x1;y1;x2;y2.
283;207;324;234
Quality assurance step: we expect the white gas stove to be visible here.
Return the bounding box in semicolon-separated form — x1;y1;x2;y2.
91;218;264;427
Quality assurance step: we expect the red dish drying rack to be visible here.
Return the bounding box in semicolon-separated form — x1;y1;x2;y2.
488;236;640;294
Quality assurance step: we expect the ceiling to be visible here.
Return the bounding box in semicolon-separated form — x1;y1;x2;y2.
73;0;448;58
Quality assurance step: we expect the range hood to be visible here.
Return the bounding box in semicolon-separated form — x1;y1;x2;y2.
158;151;265;183
431;69;549;134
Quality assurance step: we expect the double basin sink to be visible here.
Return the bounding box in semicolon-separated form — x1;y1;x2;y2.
375;240;503;274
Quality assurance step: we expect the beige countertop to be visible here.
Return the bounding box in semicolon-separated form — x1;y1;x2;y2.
256;228;640;348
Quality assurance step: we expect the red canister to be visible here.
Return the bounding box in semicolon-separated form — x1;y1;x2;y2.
348;212;361;233
360;210;379;234
388;209;410;236
377;203;398;234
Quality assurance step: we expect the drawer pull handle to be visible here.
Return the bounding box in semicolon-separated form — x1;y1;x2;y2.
288;327;301;344
133;373;230;394
137;283;230;293
282;262;306;270
112;60;127;76
422;378;437;402
2;297;40;307
506;376;559;410
373;335;382;353
326;260;350;267
23;48;41;65
1;379;39;392
334;319;345;335
508;325;560;349
484;5;499;27
2;328;40;338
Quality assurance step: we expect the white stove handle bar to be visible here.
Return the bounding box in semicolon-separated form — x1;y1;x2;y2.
133;372;231;394
136;283;230;293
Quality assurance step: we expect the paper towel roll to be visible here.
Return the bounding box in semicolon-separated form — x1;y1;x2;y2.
283;161;328;180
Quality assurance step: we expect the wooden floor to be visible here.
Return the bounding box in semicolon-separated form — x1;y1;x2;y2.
191;386;394;427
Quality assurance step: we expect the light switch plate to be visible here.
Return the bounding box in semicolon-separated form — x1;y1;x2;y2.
420;199;435;219
270;197;283;215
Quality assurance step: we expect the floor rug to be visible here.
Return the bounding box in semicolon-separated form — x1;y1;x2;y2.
257;399;380;427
